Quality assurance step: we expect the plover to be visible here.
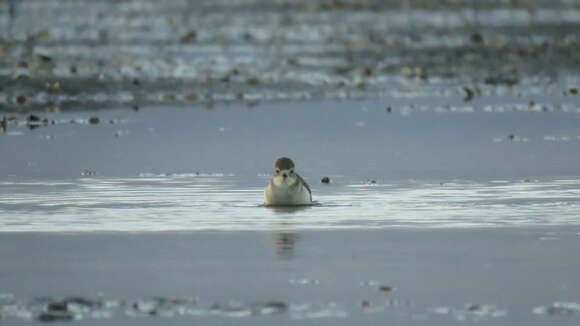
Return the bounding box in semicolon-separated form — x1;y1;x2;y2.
264;157;312;206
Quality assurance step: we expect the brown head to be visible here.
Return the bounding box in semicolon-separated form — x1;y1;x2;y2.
275;157;295;170
273;157;297;183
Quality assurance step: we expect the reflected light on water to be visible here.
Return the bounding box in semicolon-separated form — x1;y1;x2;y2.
1;175;580;232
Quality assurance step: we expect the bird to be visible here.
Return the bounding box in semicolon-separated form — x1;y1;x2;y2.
264;157;312;206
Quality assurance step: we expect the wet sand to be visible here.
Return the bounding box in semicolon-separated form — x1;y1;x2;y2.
1;229;580;325
1;0;580;111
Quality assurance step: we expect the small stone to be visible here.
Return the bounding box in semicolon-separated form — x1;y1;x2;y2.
16;95;27;105
179;30;197;43
361;300;370;308
470;32;484;44
569;88;578;95
335;66;352;75
246;100;259;108
385;106;392;113
63;297;99;307
261;301;287;313
484;75;519;86
287;57;299;65
27;114;41;122
247;76;260;85
321;176;331;184
243;32;254;41
463;87;475;102
379;285;393;292
47;301;68;312
362;66;373;76
36;312;73;322
89;116;100;125
38;54;53;63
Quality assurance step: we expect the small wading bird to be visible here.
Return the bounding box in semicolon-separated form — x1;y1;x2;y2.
264;157;312;206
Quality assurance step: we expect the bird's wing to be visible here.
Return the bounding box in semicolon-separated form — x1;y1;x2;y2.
297;174;312;200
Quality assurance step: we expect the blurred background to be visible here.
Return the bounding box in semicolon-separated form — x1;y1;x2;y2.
1;0;579;112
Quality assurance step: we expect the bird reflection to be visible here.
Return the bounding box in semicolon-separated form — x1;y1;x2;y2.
268;205;310;259
266;204;313;214
272;231;300;259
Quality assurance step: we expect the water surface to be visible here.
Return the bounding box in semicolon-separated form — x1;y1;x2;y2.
1;99;580;325
2;175;580;232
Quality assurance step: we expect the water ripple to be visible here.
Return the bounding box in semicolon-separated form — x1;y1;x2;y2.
1;176;580;232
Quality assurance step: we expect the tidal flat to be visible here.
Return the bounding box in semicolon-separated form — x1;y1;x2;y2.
2;100;580;325
2;0;580;324
1;229;580;325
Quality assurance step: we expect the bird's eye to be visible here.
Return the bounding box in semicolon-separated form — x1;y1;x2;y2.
290;169;294;174
276;169;280;174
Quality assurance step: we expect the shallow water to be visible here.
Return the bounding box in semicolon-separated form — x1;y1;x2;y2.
1;100;580;325
2;175;580;232
2;97;580;232
1;229;580;325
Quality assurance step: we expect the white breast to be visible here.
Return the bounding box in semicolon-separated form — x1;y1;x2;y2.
264;181;311;206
